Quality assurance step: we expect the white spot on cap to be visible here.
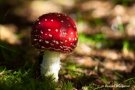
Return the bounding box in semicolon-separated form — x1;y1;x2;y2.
48;29;51;31
60;41;63;44
42;46;45;48
40;31;43;34
60;28;67;37
62;32;67;36
45;34;47;35
51;19;53;22
63;46;67;48
68;25;70;26
64;48;70;51
65;40;67;42
69;38;71;41
55;29;58;32
53;40;55;42
45;19;47;21
54;48;60;51
55;41;59;44
39;39;42;42
49;34;52;37
71;32;73;34
38;22;41;24
60;46;63;48
61;20;64;22
50;43;54;46
34;39;37;41
75;38;77;40
45;40;49;44
71;43;75;47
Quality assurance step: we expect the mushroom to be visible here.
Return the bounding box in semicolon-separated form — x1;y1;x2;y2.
31;12;78;81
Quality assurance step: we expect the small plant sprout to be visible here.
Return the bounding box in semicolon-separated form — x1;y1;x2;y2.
31;12;78;81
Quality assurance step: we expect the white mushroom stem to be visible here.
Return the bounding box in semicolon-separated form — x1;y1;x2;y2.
40;50;60;82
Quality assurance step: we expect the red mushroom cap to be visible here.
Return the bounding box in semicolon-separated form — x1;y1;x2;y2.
31;12;78;53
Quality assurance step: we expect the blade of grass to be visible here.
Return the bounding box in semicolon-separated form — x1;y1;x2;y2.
0;45;19;53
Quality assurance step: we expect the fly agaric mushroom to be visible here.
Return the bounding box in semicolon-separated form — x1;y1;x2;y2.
31;12;78;81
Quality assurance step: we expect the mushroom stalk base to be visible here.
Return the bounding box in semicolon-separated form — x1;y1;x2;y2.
40;50;60;82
